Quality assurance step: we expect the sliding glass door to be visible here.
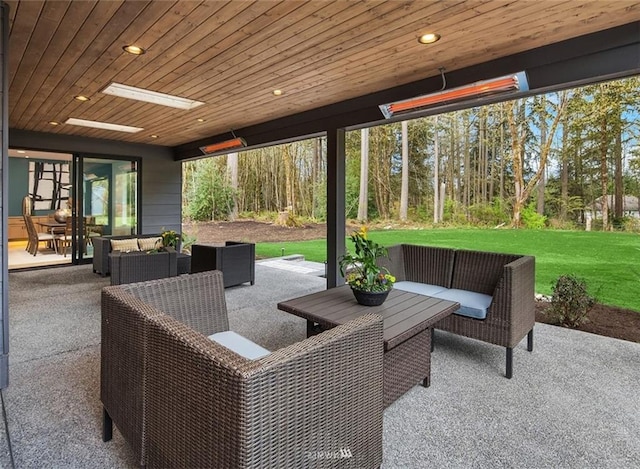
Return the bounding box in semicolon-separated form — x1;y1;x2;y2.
72;156;139;262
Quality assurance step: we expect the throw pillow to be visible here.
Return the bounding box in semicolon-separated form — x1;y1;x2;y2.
138;237;162;251
111;239;140;252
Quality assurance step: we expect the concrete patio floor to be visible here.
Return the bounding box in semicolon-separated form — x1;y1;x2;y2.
1;261;639;468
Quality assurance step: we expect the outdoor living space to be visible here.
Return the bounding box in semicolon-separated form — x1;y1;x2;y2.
2;262;639;468
2;2;640;468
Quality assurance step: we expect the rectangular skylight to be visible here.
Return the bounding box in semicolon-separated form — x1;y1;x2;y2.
65;118;144;133
101;82;205;110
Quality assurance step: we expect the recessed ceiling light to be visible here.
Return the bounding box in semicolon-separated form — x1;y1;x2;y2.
418;33;441;44
65;117;144;133
197;118;205;122
101;82;205;110
151;134;159;139
123;45;145;55
272;89;284;96
74;95;90;102
49;121;60;126
17;150;25;153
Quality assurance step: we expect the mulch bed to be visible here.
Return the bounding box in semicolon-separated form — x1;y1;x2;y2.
535;302;640;344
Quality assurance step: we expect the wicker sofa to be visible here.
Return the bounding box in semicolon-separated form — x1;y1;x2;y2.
190;242;255;287
109;248;178;285
101;271;383;468
378;244;535;378
93;234;177;276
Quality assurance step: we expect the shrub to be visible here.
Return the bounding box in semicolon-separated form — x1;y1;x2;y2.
521;203;547;229
545;274;596;328
547;217;578;230
622;217;640;233
468;199;510;226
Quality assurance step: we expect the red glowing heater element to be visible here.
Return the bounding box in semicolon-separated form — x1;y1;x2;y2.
200;137;247;154
379;71;529;118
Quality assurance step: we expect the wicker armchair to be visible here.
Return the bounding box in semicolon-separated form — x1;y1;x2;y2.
437;249;535;378
190;242;255;287
101;271;383;468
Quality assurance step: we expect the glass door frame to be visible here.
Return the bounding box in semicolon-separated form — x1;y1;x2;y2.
71;153;142;264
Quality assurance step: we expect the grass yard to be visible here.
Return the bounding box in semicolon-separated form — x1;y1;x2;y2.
256;228;640;311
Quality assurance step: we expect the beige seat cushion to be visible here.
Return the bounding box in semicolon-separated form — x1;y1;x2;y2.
111;238;140;252
138;237;162;251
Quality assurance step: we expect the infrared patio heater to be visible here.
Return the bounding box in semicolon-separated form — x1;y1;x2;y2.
200;135;247;155
379;71;529;119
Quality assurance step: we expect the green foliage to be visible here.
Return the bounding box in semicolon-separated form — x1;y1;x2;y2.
467;199;510;226
338;227;395;292
442;198;468;225
621;217;640;233
521;203;547;229
547;217;578;230
160;228;180;248
545;275;596;328
611;216;640;233
179;232;197;254
184;160;235;221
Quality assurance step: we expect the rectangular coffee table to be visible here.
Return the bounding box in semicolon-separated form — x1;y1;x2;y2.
277;286;459;407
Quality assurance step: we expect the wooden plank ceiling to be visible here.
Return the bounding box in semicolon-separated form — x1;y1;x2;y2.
6;0;640;147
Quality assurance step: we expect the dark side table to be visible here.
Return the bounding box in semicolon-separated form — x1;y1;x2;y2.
176;253;191;275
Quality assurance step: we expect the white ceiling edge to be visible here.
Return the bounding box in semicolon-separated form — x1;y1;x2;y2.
8;148;72;161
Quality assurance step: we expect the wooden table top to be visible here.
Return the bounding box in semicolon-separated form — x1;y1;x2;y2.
278;285;459;350
37;221;66;228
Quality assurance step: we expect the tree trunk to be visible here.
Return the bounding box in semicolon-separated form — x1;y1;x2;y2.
400;121;409;221
537;98;547;215
509;92;567;227
226;152;238;220
464;112;471;217
357;128;369;221
499;106;505;201
599;117;609;230
311;138;320;219
480;108;487;203
433;116;439;224
283;145;295;212
560;119;569;220
614;126;623;219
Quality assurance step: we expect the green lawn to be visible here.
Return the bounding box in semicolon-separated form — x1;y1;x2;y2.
256;228;640;311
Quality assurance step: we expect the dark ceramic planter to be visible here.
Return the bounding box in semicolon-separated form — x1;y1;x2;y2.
351;288;390;306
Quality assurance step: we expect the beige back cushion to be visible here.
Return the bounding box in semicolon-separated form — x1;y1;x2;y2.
111;239;140;252
138;237;162;251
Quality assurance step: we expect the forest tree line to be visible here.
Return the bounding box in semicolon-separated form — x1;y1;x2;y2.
182;76;640;231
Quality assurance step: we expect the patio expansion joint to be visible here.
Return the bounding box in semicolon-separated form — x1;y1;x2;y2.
0;391;16;469
11;343;98;367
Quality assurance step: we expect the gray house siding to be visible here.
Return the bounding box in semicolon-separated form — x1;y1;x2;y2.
8;129;182;235
141;155;182;234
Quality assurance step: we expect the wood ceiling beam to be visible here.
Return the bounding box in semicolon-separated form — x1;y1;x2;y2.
174;21;640;160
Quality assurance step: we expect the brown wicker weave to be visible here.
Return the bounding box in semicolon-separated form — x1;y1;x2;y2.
109;248;178;285
277;286;458;408
190;242;256;287
381;245;535;378
93;233;168;276
101;271;229;465
101;271;383;468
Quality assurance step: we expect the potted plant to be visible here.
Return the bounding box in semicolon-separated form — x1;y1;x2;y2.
339;227;395;306
161;228;180;249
